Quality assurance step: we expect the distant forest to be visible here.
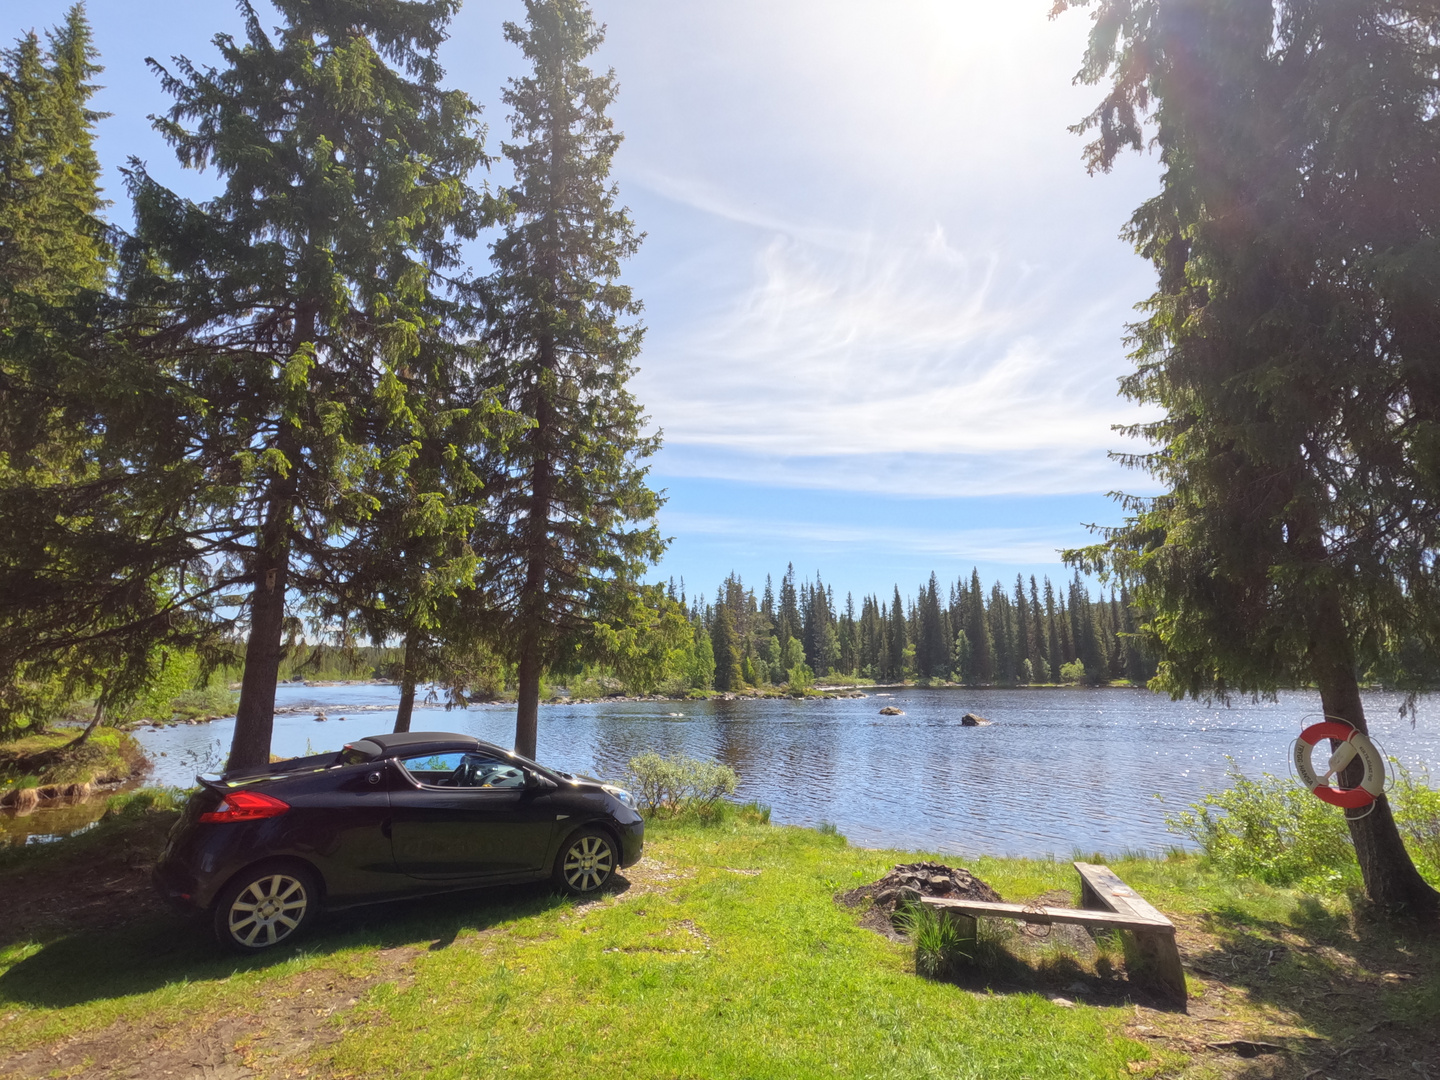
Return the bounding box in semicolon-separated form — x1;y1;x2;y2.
656;566;1156;692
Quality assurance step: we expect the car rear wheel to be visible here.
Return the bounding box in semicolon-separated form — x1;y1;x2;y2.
214;862;319;952
553;827;616;896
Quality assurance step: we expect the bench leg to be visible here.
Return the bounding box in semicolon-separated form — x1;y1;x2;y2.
937;910;978;952
1128;929;1187;1005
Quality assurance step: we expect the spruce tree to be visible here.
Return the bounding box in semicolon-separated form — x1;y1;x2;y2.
887;587;907;683
965;569;995;683
0;7;220;737
1029;576;1048;682
777;563;801;648
130;0;495;768
711;603;740;692
0;7;108;303
477;0;663;759
918;573;947;678
1059;0;1440;912
838;592;857;676
858;594;882;677
1044;578;1063;681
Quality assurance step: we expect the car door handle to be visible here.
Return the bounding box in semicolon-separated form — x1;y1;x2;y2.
380;818;392;839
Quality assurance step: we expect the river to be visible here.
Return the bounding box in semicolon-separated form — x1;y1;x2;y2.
123;684;1440;859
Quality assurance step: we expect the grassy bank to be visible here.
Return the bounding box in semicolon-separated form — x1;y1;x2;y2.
0;729;144;807
0;796;1436;1079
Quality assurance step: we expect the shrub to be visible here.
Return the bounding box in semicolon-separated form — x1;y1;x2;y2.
1058;660;1086;683
1163;765;1358;890
1165;761;1440;892
1391;764;1440;885
626;752;738;818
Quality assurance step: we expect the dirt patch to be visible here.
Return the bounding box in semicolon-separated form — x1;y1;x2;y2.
837;861;1001;941
0;806;177;950
0;947;421;1079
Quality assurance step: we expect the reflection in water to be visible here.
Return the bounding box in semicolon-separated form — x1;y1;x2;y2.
131;685;1440;859
0;792;125;847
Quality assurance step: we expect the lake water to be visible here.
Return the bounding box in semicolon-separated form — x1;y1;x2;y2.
130;685;1440;859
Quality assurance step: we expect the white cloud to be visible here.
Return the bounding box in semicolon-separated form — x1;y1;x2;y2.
632;207;1161;491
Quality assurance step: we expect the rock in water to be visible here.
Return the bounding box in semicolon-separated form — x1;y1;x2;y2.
960;712;991;726
879;706;904;715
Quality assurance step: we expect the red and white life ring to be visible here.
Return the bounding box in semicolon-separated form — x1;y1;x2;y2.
1292;722;1385;808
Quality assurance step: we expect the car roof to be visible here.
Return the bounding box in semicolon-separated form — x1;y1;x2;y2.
355;731;514;760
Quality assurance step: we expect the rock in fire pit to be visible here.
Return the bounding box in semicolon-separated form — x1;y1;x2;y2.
838;862;1002;939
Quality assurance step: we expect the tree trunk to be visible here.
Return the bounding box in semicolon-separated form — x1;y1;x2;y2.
393;626;420;734
512;331;555;762
514;639;541;760
229;526;289;771
71;697;105;749
228;311;311;773
1312;594;1439;919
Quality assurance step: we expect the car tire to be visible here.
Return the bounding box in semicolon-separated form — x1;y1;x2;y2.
553;826;617;896
213;861;320;953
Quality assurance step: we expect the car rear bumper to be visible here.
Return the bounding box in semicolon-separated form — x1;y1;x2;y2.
151;858;203;911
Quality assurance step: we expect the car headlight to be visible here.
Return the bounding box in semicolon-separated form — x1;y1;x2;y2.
602;784;637;809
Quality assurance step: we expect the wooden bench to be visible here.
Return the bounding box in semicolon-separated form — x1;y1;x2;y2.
920;861;1186;1003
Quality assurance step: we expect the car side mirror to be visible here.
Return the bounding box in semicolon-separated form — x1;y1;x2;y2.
525;769;557;791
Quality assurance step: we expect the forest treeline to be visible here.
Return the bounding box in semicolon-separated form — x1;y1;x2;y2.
623;566;1156;694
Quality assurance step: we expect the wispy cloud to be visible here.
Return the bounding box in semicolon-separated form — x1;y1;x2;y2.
632;190;1159;493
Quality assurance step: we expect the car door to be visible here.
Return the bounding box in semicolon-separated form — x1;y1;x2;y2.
388;751;557;880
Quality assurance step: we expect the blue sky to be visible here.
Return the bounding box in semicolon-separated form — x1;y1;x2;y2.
8;0;1165;602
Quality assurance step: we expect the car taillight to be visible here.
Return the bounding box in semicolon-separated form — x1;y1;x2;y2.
199;790;289;822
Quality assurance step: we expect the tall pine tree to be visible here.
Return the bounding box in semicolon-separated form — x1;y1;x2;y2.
130;0;495;768
1059;0;1440;913
477;0;662;759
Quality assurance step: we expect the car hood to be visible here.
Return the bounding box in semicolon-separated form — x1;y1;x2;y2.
558;771;611;791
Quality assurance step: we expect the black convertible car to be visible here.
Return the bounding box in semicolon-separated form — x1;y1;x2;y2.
153;732;644;952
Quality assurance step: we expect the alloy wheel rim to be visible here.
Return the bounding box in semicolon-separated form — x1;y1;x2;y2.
228;873;308;947
563;835;613;891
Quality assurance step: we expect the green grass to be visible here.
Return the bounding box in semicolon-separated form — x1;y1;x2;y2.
2;801;1437;1078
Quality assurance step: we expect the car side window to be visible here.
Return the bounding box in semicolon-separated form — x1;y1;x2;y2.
462;755;527;789
398;751;466;786
398;751;527;790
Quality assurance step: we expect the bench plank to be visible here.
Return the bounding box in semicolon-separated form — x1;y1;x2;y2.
1074;862;1173;927
1073;862;1186;1005
920;897;1172;933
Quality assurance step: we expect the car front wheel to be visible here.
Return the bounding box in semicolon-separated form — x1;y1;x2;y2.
213;862;319;952
553;827;616;896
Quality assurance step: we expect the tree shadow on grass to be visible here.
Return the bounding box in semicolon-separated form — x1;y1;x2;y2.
929;922;1185;1013
0;875;631;1010
1168;895;1439;1078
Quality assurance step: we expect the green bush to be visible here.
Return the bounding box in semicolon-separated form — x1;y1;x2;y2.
1163;766;1358;890
1165;761;1440;892
626;751;738;818
1392;764;1440;884
1058;660;1086;683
